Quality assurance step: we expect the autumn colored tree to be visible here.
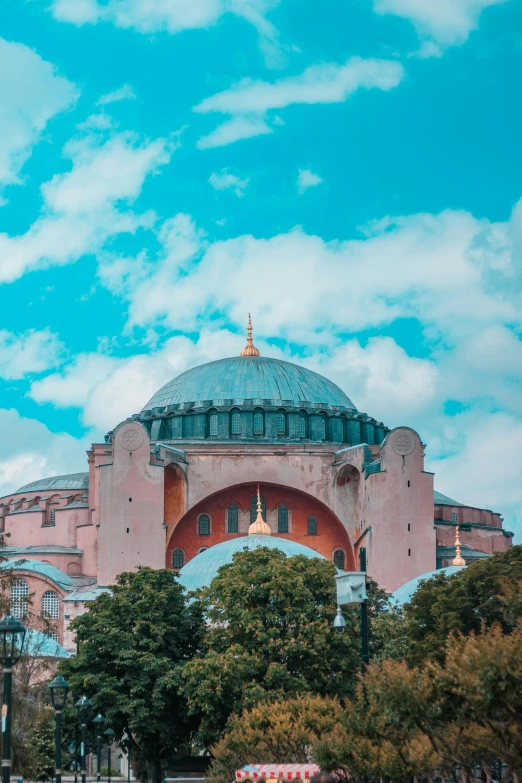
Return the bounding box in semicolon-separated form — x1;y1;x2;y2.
180;548;360;747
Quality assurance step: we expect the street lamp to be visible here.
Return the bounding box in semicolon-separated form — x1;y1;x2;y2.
49;675;70;783
104;728;115;783
93;713;105;783
75;695;93;783
0;615;27;783
332;547;369;672
333;606;347;632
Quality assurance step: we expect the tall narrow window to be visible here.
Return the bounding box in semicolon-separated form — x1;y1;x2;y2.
50;509;56;525
298;416;307;438
209;414;218;437
231;411;241;436
228;504;239;533
451;511;458;523
10;579;29;619
41;590;59;619
253;411;264;435
276;413;286;435
278;505;289;533
172;549;185;569
308;516;317;536
183;413;194;438
198;514;211;536
250;495;266;522
333;550;345;570
319;418;327;440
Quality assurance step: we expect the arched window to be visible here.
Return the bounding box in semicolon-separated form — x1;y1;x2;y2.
276;413;286;435
333;550;346;570
278;505;289;534
197;547;209;554
209;413;218;437
308;516;317;536
10;579;29;618
250;495;266;522
298;415;307;439
41;591;59;619
198;514;211;536
183;413;194;438
319;417;327;440
253;410;264;436
231;410;241;436
172;549;185;569
227;504;239;533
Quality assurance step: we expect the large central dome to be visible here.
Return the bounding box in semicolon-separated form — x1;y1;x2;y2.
143;356;356;413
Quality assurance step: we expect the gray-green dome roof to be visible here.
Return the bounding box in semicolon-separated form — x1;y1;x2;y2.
178;534;329;593
14;473;89;494
143;356;356;413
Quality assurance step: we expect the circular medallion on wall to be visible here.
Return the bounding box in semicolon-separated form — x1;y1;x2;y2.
391;430;415;456
119;426;144;451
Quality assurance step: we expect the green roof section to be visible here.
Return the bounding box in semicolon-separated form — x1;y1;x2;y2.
13;473;89;494
0;558;95;591
433;490;463;507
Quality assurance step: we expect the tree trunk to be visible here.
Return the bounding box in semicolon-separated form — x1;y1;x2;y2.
147;757;162;783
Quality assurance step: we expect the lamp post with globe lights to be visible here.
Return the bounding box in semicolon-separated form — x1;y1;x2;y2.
93;713;105;783
49;675;70;783
0;615;27;783
75;695;92;783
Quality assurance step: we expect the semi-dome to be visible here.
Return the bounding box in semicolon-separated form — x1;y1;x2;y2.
178;534;330;593
143;356;356;413
15;472;89;494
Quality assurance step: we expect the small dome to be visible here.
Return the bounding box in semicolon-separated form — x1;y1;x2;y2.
14;472;89;494
143;357;356;412
392;566;464;606
178;535;329;593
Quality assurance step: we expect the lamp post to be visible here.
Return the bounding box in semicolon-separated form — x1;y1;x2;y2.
75;695;92;783
104;728;115;783
93;713;105;783
0;615;27;783
49;675;70;783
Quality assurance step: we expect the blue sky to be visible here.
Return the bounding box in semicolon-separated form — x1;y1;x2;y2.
0;0;521;537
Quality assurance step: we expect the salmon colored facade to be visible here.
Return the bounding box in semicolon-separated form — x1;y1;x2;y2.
0;335;513;652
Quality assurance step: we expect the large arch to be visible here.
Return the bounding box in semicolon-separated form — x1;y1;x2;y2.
166;481;355;571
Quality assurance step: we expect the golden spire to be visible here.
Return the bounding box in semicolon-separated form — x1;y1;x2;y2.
452;524;466;567
240;313;260;357
248;485;271;535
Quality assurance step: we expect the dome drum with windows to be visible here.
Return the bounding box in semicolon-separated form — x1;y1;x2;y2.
127;318;389;447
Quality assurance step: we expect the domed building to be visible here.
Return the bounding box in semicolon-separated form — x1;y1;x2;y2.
0;320;513;651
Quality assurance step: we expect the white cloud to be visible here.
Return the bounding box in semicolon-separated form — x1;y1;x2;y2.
297;168;323;194
209;169;250;197
0;409;90;500
373;0;509;46
194;56;404;146
50;0;283;66
0;38;78;199
30;353;120;409
0;126;173;284
97;83;136;105
0;329;64;380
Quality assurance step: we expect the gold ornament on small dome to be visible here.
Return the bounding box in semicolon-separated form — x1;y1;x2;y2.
248;485;271;535
452;525;466;567
240;313;260;357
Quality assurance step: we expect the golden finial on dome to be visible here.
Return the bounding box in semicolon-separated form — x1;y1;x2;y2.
452;524;466;567
240;313;260;357
248;485;271;535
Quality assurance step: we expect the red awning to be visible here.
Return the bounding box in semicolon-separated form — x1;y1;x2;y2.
236;764;320;781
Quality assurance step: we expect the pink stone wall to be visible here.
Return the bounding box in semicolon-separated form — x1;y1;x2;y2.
98;422;165;585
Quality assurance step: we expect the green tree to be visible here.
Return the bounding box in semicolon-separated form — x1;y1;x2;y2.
60;567;203;783
180;548;360;746
209;694;341;783
403;545;522;665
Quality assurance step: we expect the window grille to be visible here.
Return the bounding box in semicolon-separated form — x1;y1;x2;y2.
276;414;286;435
231;411;241;435
308;516;317;536
10;579;29;618
278;505;289;534
333;550;346;570
172;549;185;569
198;514;211;536
250;496;266;522
298;416;306;438
253;412;264;435
319;418;327;440
209;414;218;437
46;629;58;642
50;509;56;525
41;590;59;619
228;504;239;533
451;511;458;523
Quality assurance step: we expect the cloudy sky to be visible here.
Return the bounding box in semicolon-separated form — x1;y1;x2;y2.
0;0;521;538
